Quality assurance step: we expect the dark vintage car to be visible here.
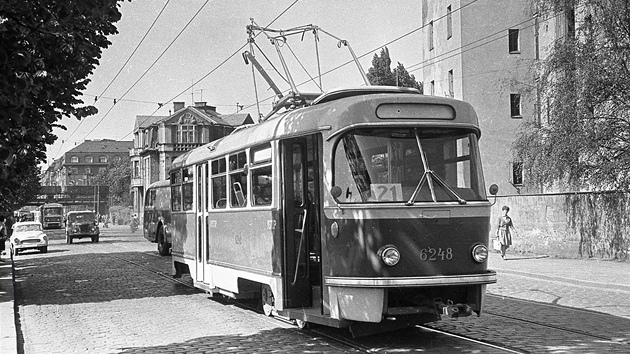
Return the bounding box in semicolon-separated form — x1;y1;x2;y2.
65;211;99;244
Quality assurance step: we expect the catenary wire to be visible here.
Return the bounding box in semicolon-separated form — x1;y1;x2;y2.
115;0;301;141
55;0;172;159
77;0;211;144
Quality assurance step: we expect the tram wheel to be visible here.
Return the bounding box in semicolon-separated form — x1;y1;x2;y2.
261;286;274;317
295;319;309;330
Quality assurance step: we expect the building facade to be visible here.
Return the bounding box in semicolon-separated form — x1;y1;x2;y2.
129;101;253;217
419;0;571;195
40;139;133;213
61;139;133;187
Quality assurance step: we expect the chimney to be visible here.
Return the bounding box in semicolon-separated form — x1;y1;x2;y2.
173;102;185;112
195;102;216;113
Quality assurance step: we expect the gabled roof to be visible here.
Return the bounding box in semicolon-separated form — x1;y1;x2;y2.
66;139;133;154
132;106;253;133
221;113;254;127
134;115;167;130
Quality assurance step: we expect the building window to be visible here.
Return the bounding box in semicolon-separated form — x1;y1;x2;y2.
85;167;92;175
178;125;196;143
447;6;452;39
448;70;454;98
508;29;520;53
85;156;93;163
99;156;108;163
511;162;523;185
71;156;79;163
510;93;522;117
99;167;106;174
133;161;139;178
429;21;434;51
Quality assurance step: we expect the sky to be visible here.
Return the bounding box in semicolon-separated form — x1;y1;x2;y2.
44;0;426;166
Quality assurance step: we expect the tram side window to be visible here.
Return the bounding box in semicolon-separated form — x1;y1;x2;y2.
145;190;156;208
229;151;248;208
211;158;227;209
182;167;194;211
171;170;182;211
251;144;273;206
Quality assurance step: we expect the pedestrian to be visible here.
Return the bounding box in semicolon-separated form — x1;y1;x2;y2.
0;215;7;258
496;205;517;260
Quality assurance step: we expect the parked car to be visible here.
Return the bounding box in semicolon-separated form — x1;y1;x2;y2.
65;211;99;244
10;221;48;256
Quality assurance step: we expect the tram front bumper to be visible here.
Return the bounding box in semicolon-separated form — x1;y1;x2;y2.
326;272;496;323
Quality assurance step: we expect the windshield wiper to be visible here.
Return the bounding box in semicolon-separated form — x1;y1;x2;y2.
405;129;467;206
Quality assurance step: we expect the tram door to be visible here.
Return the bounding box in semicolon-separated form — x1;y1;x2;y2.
282;137;316;308
195;163;208;283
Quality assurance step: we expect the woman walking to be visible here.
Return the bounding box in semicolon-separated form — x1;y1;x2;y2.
496;205;516;259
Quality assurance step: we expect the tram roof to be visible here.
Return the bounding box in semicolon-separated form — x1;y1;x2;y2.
147;179;170;190
172;87;480;170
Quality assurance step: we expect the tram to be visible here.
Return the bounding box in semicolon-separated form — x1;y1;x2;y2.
143;179;172;256
169;86;497;336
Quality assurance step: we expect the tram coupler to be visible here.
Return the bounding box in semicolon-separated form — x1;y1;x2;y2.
434;300;473;318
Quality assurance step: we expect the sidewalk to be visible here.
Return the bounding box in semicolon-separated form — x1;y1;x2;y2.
1;247;628;354
488;252;630;292
486;251;630;319
0;248;17;354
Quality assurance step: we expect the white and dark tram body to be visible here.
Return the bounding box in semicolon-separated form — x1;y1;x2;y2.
169;87;496;335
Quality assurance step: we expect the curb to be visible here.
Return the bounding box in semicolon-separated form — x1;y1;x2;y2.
0;250;17;354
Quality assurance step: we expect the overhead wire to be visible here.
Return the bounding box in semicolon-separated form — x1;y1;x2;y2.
116;0;301;140
247;0;561;112
54;0;172;160
80;0;211;142
55;0;562;158
226;0;484;115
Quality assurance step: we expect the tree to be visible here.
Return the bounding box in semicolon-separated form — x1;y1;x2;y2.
366;47;423;92
0;0;124;212
95;157;131;207
513;0;630;190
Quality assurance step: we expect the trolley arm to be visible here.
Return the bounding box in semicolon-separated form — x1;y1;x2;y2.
242;50;283;100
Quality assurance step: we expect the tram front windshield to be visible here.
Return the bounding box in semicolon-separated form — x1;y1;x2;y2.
43;207;63;216
334;128;486;203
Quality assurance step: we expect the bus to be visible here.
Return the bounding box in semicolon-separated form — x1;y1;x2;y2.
38;203;64;229
143;179;172;256
169;86;497;336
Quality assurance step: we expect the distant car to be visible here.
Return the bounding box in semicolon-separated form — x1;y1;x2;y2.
65;211;99;244
10;221;48;256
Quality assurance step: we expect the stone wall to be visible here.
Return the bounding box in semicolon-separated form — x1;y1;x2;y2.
490;191;629;261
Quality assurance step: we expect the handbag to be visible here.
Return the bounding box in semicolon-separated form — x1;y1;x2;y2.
492;238;501;251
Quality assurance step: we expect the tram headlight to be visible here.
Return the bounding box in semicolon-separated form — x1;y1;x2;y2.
472;244;489;263
378;245;400;266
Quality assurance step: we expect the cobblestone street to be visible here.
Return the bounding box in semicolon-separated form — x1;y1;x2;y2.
3;225;629;353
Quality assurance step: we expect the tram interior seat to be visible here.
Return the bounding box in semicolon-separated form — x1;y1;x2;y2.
233;182;246;207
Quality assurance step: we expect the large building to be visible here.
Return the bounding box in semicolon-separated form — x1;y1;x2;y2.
41;139;133;188
129;101;253;216
40;139;133;212
419;0;571;195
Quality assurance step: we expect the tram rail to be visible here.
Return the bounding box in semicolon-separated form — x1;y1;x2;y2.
74;241;527;353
